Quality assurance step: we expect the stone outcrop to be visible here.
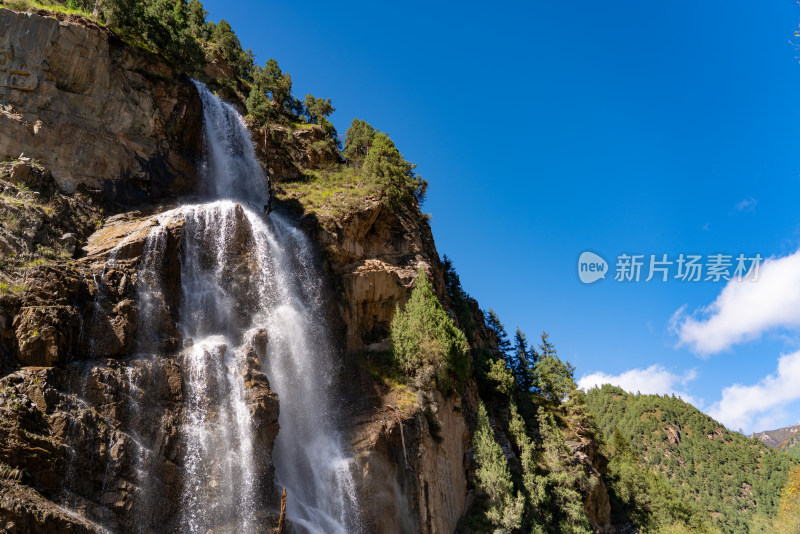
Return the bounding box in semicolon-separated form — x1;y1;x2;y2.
0;8;203;204
299;199;445;354
0;161;102;266
347;370;475;534
567;438;612;532
248;122;340;183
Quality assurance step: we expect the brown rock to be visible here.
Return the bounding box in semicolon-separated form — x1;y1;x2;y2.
0;9;203;204
311;199;445;353
13;305;78;366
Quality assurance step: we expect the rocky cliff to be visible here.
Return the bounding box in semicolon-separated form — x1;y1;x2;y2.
0;7;613;534
0;8;202;204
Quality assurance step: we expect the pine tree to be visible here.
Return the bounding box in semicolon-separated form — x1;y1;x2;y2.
473;402;525;531
527;342;541;393
535;332;577;404
512;327;532;392
251;59;295;117
362;132;427;211
342;118;376;167
539;331;555;358
302;94;334;124
442;255;475;338
537;407;592;533
485;308;512;357
391;270;469;394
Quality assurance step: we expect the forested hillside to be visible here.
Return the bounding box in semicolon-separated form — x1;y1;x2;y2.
586;385;799;533
753;424;800;459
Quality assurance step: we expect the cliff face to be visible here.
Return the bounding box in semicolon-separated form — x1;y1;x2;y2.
0;8;613;534
0;9;202;204
0;201;281;532
296;199;468;533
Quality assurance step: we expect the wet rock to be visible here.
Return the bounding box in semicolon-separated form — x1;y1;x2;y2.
0;480;99;533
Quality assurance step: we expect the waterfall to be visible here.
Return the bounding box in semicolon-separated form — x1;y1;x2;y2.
131;81;360;532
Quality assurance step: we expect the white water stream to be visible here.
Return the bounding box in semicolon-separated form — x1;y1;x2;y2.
126;81;360;533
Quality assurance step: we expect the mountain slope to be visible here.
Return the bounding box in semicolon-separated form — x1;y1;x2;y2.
752;424;800;459
586;385;798;534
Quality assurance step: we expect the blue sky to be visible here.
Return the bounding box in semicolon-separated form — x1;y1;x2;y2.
201;0;800;433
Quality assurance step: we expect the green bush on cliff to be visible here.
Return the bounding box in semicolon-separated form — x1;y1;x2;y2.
391;270;469;395
340;119;427;212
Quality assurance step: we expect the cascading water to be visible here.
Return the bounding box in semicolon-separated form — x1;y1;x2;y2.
122;81;361;532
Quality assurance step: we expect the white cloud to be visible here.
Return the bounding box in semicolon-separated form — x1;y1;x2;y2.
734;197;758;212
671;249;800;355
578;364;699;406
708;350;800;433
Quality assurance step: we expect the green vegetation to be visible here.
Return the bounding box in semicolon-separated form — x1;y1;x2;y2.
0;281;26;295
362;131;427;213
602;426;721;533
303;94;336;140
21;258;48;269
476;335;594;534
472;401;525;531
586;385;799;533
442;255;476;340
784;439;800;459
775;430;800;459
0;462;23;482
277;166;380;219
248;58;301;123
342;118;375;167
280;119;428;217
390;270;469;395
0;0;94;18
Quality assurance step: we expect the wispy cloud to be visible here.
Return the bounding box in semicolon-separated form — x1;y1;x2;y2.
671;249;800;355
733;197;758;213
578;365;699;406
708;350;800;433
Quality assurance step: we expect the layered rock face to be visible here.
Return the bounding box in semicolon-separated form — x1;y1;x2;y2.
0;8;202;203
0;205;281;533
349;380;475;534
311;200;445;354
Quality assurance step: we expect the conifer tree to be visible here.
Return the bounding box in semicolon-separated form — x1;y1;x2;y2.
391;270;469;394
485;308;512;357
362;132;427;211
512;327;532;392
442;255;475;337
535;332;577;404
473;402;525;531
302;94;334;124
343;118;375;167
